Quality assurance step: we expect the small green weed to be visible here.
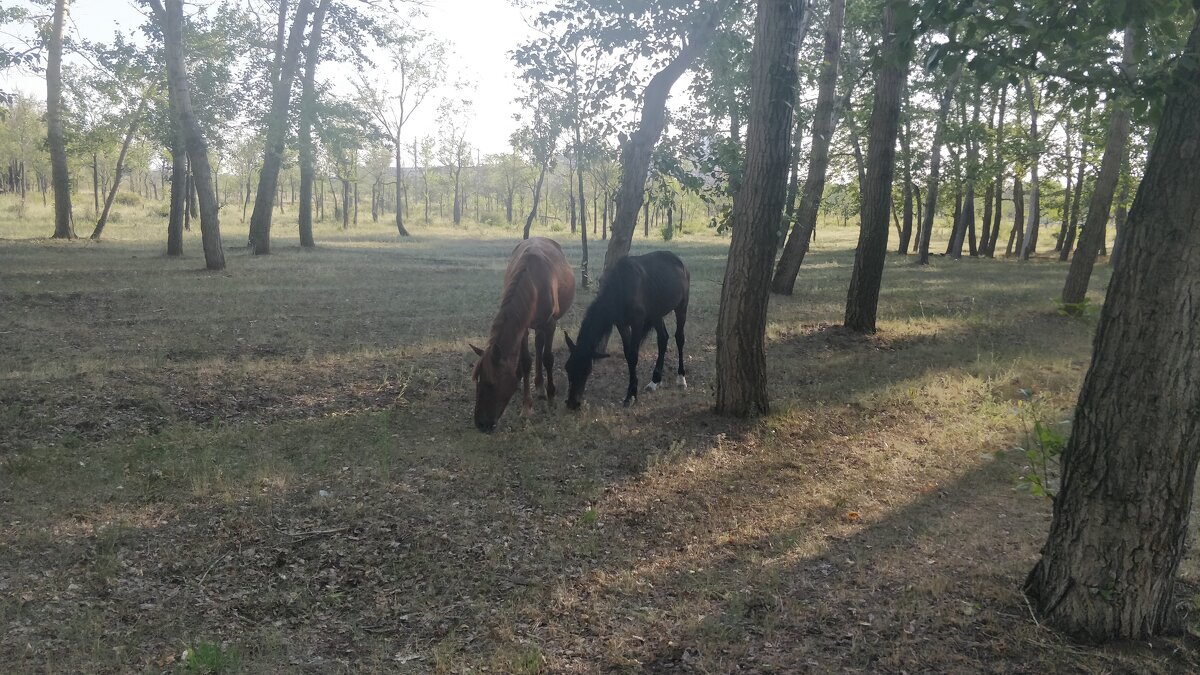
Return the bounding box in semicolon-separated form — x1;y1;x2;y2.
183;641;241;673
1014;390;1067;499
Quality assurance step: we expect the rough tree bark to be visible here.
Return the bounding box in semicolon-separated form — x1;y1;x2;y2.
153;0;225;270
1025;14;1200;641
844;2;908;333
47;0;73;239
603;2;728;274
297;0;331;248
771;0;846;294
1061;25;1135;309
714;0;808;418
248;0;313;255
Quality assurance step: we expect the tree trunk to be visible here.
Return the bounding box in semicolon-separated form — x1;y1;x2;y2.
985;84;1008;257
155;0;225;270
1020;75;1041;260
1006;174;1024;256
47;0;73;239
92;97;147;240
603;2;727;273
715;0;808;417
248;0;313;255
917;66;962;265
1061;25;1135;310
771;0;846;294
523;160;549;240
844;2;907;333
1109;172;1133;269
166;111;186;256
575;125;590;288
1060;124;1090;261
897;82;915;254
1025;15;1200;641
297;0;330;248
951;82;981;259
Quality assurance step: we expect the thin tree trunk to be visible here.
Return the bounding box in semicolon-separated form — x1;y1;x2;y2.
297;0;330;248
917;66;962;265
1061;25;1135;309
522;160;549;240
1025;15;1200;641
166;112;186;256
1007;174;1025;257
248;0;314;255
1020;75;1041;259
47;0;73;239
844;3;908;333
154;0;225;270
603;2;728;273
1060;124;1090;261
715;0;808;417
771;0;846;294
92;97;147;240
985;84;1008;257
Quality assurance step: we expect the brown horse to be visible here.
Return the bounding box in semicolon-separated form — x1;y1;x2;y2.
470;237;575;432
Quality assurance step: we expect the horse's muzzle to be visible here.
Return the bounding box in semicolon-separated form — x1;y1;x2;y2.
475;420;497;433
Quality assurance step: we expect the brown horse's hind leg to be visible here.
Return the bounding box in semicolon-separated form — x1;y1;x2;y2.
534;329;546;398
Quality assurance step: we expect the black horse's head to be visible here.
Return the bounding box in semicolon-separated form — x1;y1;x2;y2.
563;331;607;410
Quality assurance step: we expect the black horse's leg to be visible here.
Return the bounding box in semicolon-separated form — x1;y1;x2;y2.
519;334;533;414
674;301;688;388
646;318;669;391
534;328;547;399
543;323;557;401
617;323;640;407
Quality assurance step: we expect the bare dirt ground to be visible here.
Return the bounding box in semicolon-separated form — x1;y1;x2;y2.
2;220;1198;673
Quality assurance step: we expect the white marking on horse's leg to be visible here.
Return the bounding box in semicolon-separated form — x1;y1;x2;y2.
677;375;688;389
644;381;658;392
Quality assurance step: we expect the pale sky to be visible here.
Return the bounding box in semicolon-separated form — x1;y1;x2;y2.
1;0;536;162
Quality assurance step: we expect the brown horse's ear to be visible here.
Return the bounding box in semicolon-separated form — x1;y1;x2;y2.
470;343;484;357
563;332;576;354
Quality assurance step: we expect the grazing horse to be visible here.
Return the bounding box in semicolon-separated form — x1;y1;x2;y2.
564;251;689;409
471;237;575;432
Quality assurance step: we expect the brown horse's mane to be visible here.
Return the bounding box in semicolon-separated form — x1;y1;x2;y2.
485;256;539;360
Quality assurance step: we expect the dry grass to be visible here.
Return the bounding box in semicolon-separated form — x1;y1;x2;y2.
1;197;1197;673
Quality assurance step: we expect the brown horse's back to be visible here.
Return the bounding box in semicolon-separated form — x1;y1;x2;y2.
507;237;575;329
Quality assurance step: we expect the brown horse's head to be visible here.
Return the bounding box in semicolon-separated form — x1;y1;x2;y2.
470;343;521;433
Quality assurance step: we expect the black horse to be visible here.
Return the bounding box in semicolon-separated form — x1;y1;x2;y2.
564;251;689;408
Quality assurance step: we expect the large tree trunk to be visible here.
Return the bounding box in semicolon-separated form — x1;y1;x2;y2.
1061;25;1135;309
603;3;727;273
771;0;846;294
715;0;807;418
155;0;225;270
297;0;330;248
844;3;907;333
1020;75;1041;259
248;0;313;255
917;67;962;265
1025;15;1200;641
47;0;73;239
91;97;147;240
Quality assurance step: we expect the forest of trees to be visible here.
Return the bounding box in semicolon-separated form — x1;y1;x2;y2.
2;0;1199;648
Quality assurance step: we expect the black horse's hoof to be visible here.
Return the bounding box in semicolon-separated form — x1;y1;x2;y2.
622;396;637;408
